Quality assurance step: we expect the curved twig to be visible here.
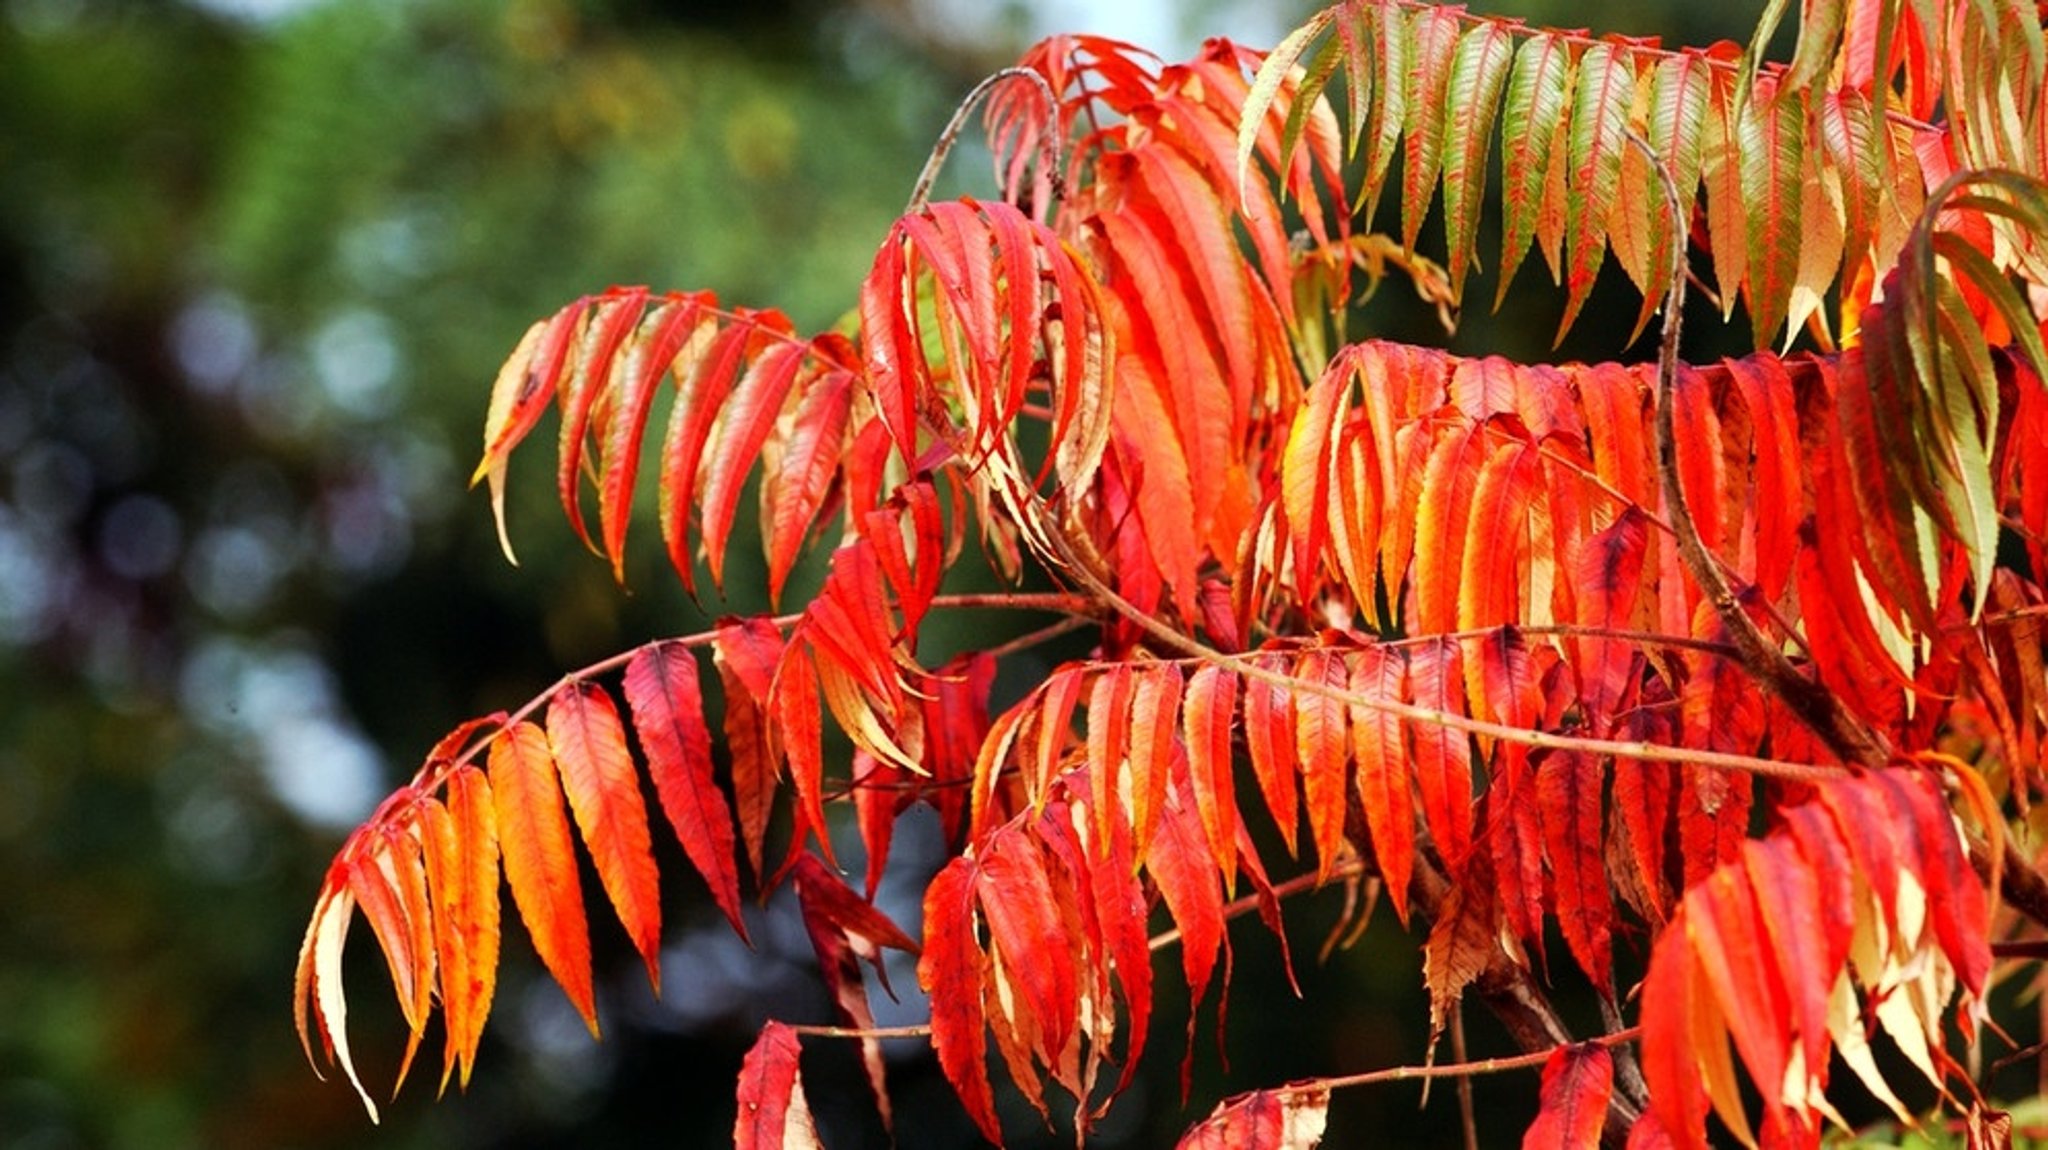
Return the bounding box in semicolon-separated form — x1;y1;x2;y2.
1629;128;1891;771
908;66;1064;215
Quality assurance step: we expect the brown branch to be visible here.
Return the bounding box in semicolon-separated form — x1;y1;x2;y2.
1147;859;1366;953
1630;130;1890;772
1268;1027;1643;1096
785;1022;933;1040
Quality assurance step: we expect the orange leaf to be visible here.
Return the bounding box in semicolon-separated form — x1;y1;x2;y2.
1350;644;1414;922
1128;663;1184;860
427;765;500;1091
1459;439;1544;633
1294;647;1350;885
1409;637;1473;873
1183;664;1241;887
734;1021;821;1150
1413;420;1485;635
624;641;748;943
761;367;855;605
597;293;708;581
659;316;761;594
489;721;596;1034
701;342;808;591
557;288;649;553
1244;650;1302;855
548;682;662;990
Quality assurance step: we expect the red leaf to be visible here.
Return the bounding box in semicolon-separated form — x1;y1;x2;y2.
1640;919;1712;1150
976;831;1080;1062
624;641;748;942
1531;1039;1605;1145
762;367;855;604
1152;773;1225;1013
790;853;916;1130
772;651;833;866
1523;1045;1613;1150
715;617;786;882
548;681;663;990
1572;506;1649;732
1538;750;1612;989
918;857;998;1144
701;341;809;591
734;1021;821;1150
489;721;596;1034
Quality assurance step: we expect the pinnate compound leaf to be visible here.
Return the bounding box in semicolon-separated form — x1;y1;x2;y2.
1523;1045;1613;1150
1179;1087;1329;1149
490;721;597;1035
734;1021;821;1150
1642;771;1992;1148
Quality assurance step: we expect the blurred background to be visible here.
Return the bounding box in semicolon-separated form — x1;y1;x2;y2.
0;0;1770;1147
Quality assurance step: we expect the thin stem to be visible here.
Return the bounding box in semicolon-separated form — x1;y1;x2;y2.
1452;1005;1478;1150
785;1022;933;1041
1267;1028;1644;1097
1149;860;1366;953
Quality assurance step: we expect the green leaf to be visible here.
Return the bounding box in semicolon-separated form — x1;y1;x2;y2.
1558;43;1630;340
1237;8;1335;205
1399;4;1464;254
1440;22;1515;299
1738;84;1804;347
1359;1;1411;226
1495;32;1573;309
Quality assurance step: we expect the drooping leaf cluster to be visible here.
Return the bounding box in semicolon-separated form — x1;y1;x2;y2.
300;0;2048;1146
